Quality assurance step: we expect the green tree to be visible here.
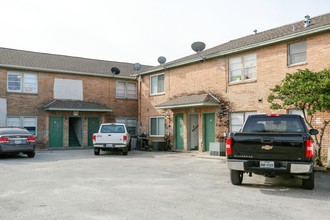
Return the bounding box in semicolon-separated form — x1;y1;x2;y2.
268;69;330;166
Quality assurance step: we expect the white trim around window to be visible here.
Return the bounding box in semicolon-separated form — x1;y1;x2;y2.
116;81;137;99
288;41;307;66
115;118;137;135
149;116;165;137
150;73;165;96
6;116;38;135
288;109;304;118
229;53;256;83
7;71;38;93
229;112;257;132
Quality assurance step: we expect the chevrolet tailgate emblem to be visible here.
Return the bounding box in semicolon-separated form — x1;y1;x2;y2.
261;145;273;150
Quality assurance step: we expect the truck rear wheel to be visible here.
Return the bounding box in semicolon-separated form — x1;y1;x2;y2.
302;172;314;190
122;147;128;155
230;170;243;185
94;148;100;156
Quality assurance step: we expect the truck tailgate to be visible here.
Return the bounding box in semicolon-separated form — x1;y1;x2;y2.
232;133;306;161
94;133;126;144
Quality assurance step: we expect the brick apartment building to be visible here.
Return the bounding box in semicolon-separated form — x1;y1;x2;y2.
1;13;330;164
138;13;330;164
0;48;150;148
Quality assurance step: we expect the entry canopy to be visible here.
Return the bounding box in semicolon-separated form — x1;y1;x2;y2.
155;93;220;109
44;100;112;112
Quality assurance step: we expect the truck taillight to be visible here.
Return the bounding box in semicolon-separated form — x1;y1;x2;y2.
266;114;281;117
226;138;233;155
123;135;127;141
26;137;35;142
305;140;314;158
92;135;96;141
0;137;9;143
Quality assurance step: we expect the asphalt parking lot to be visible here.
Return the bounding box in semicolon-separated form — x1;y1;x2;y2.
0;149;329;220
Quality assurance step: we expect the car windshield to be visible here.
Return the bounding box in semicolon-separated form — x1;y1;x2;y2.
100;125;125;133
243;117;305;133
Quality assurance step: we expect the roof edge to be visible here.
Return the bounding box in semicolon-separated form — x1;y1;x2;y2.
155;102;219;109
0;64;136;80
141;24;330;75
44;107;112;112
208;23;330;60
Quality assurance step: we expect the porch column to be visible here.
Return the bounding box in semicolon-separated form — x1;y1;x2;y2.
183;110;188;152
198;108;203;152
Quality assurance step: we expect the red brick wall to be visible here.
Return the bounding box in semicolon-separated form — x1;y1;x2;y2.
140;32;330;163
0;69;138;148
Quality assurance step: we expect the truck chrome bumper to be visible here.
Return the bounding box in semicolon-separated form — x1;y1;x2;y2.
227;161;245;171
227;159;313;174
290;164;313;173
94;144;126;148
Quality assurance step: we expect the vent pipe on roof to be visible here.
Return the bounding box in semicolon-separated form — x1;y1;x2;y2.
304;15;311;28
253;29;257;35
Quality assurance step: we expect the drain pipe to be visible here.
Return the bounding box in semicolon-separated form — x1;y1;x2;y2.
328;147;330;169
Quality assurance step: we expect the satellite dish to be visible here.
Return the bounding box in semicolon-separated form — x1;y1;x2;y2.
133;63;141;72
157;56;167;65
191;41;206;53
111;67;120;75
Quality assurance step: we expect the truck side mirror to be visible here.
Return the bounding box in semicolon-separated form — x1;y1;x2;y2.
309;129;319;135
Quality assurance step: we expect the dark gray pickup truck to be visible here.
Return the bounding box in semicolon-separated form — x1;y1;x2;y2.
226;114;319;189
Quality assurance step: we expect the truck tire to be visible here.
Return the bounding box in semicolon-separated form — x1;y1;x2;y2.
122;147;128;155
230;170;243;185
302;172;314;190
94;148;100;156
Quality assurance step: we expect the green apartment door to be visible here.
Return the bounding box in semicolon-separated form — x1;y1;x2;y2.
88;117;100;146
203;113;215;151
175;114;184;150
49;116;63;148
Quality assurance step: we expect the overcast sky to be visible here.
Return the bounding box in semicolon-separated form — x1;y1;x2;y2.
1;0;329;66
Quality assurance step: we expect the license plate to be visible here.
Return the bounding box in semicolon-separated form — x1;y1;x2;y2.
260;161;274;168
15;140;22;144
106;144;113;147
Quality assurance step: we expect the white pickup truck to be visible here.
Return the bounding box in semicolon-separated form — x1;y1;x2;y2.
92;123;130;156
